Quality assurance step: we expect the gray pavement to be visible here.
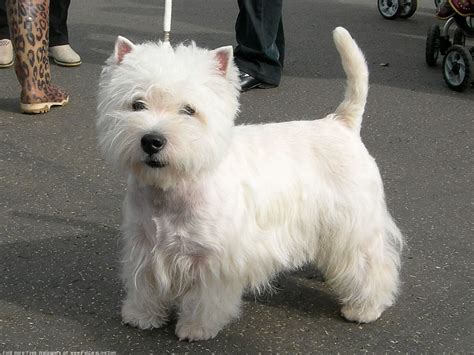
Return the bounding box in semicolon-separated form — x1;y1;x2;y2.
1;0;473;353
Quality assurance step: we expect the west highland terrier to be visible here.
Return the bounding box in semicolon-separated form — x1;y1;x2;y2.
97;27;403;341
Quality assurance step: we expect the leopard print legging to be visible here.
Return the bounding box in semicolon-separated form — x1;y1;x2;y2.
6;0;68;104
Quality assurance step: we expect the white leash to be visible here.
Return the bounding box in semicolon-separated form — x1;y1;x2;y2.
163;0;172;43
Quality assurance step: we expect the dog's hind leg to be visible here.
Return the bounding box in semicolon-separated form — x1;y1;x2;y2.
324;219;402;323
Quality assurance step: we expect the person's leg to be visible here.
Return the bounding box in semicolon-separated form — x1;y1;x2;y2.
6;0;68;113
0;0;11;39
48;0;68;46
276;17;284;68
234;0;284;87
48;0;80;66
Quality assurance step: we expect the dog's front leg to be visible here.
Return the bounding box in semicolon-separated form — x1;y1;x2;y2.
121;284;170;330
175;278;243;341
120;235;171;330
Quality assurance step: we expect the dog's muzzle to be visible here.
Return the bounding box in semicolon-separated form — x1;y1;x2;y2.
141;133;168;168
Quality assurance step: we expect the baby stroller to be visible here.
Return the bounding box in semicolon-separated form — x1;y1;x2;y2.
426;14;474;91
377;0;444;19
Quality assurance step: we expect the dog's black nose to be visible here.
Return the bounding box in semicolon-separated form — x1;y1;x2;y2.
141;133;167;155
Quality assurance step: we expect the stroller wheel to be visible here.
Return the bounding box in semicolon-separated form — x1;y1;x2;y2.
426;24;441;66
378;0;402;19
443;45;472;91
400;0;417;18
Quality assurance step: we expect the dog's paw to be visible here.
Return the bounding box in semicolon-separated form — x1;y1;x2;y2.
121;303;166;330
175;322;220;342
122;313;166;330
341;305;382;324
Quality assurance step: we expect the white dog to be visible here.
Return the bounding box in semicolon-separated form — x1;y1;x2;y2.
97;27;403;341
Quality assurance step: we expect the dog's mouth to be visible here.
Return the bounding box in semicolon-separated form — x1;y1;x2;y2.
144;157;168;168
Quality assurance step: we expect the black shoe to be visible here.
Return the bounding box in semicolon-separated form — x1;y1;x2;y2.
239;72;277;92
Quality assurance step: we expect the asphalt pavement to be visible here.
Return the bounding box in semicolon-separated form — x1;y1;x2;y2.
1;0;473;353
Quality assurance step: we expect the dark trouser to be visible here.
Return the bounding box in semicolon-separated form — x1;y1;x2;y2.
0;0;7;39
234;0;284;86
0;0;70;45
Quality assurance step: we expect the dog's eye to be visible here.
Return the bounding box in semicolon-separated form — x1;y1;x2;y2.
180;104;195;116
132;100;147;111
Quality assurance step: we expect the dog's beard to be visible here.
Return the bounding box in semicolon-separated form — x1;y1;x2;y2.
132;160;172;188
143;155;168;168
131;151;197;190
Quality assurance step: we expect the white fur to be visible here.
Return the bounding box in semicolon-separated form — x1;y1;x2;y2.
97;27;403;341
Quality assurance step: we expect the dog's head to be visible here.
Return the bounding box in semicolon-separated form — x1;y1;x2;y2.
97;36;240;189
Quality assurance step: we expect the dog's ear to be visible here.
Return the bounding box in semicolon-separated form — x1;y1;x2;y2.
114;36;136;64
212;46;233;77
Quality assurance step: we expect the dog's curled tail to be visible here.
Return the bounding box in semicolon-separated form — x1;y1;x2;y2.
332;27;368;134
